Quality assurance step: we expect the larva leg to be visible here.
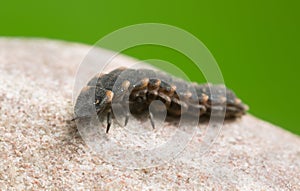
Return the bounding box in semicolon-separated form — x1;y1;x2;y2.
124;111;130;127
106;110;112;133
149;111;155;129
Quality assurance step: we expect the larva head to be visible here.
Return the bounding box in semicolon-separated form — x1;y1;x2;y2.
95;87;114;113
74;86;114;119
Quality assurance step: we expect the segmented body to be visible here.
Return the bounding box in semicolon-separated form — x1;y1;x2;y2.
74;67;248;132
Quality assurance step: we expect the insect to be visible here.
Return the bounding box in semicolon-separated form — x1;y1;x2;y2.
73;67;248;133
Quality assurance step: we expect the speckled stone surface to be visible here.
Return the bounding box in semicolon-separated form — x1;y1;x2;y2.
0;38;299;190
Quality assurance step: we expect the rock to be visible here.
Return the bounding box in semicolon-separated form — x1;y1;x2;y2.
0;38;299;190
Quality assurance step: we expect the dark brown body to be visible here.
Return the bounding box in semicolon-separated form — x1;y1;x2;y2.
74;67;248;132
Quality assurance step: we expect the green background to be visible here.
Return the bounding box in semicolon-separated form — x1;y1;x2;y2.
1;1;299;135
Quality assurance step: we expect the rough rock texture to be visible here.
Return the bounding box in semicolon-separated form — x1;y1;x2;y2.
0;38;299;190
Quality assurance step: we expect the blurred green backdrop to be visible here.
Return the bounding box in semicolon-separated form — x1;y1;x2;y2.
0;1;299;135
